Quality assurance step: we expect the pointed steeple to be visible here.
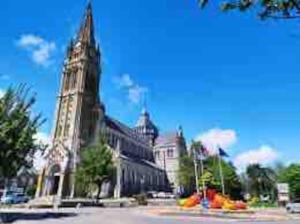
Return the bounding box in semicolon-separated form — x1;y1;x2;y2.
177;125;183;137
77;1;95;46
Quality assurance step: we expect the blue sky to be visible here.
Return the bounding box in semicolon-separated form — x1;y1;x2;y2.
1;0;300;169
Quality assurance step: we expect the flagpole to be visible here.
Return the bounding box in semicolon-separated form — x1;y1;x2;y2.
192;143;200;194
199;153;207;199
218;146;225;195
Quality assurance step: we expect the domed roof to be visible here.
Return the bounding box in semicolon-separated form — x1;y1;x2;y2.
135;107;159;137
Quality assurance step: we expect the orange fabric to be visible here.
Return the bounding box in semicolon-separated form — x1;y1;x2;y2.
182;194;200;208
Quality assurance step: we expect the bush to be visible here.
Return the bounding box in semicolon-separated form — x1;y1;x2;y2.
248;197;277;208
133;193;148;206
26;185;36;197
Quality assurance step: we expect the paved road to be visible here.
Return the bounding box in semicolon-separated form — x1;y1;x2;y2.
6;207;299;224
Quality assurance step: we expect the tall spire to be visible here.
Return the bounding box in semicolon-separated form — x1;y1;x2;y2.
77;1;95;46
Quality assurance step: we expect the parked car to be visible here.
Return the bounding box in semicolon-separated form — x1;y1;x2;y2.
1;192;14;204
13;193;30;204
286;198;300;213
1;192;29;204
146;191;158;198
156;192;175;199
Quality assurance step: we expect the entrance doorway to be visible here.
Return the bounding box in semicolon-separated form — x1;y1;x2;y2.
49;164;61;195
51;174;60;195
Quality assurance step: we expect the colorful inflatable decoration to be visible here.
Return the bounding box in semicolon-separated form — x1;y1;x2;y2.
222;200;237;210
235;201;247;210
179;194;200;208
178;198;188;206
178;190;247;211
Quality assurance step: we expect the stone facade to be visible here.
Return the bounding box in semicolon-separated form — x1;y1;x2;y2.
35;3;187;199
153;127;187;194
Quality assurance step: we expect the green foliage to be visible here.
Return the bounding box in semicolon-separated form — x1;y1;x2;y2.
178;154;196;195
133;193;148;206
0;86;45;184
26;185;37;197
198;0;300;20
248;196;277;208
278;164;300;199
246;164;276;199
76;136;115;199
201;156;243;199
199;170;221;190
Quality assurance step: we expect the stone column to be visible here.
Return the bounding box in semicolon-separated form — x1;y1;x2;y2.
57;155;69;199
35;168;45;198
114;140;122;198
42;176;50;196
56;173;65;199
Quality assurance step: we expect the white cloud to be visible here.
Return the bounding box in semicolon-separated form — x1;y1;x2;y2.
18;34;44;47
128;85;148;104
117;73;134;87
34;132;51;146
114;73;148;104
233;145;279;171
33;132;51;171
0;89;5;98
32;42;56;65
195;128;237;154
17;34;56;67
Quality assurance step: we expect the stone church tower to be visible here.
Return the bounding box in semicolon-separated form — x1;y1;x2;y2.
36;2;172;200
36;3;104;198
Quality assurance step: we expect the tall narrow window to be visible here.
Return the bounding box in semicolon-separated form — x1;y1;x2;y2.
167;148;174;158
155;151;160;159
72;73;77;89
56;125;62;137
64;73;70;91
64;123;70;137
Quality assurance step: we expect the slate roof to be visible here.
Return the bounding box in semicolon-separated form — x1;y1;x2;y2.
104;115;149;145
120;154;163;171
154;132;179;146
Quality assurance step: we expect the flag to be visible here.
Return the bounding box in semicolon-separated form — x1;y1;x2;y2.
195;144;209;160
200;145;209;156
218;147;229;157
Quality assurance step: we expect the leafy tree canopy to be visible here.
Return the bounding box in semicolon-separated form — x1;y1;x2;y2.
0;86;45;184
178;154;196;195
202;156;243;199
278;163;300;199
198;0;300;20
76;136;115;199
246;163;277;198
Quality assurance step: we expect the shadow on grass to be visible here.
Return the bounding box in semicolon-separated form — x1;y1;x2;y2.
0;211;77;223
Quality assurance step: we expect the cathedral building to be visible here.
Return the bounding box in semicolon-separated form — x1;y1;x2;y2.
35;3;186;199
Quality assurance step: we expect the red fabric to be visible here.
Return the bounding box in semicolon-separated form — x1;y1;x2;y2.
206;189;217;201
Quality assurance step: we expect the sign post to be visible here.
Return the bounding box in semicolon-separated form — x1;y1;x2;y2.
277;183;289;206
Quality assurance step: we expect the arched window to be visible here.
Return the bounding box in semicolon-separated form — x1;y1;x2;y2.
167;148;174;158
72;72;77;89
64;123;70;137
64;73;71;91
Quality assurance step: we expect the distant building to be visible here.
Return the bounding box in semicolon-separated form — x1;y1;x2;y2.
35;3;187;199
154;127;187;193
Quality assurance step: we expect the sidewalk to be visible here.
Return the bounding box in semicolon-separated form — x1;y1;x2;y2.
147;206;300;222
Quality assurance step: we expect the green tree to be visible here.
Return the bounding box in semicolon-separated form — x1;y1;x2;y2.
76;136;115;200
178;154;195;196
199;169;221;190
278;163;300;199
201;156;243;199
0;86;45;188
198;0;300;20
246;164;276;199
